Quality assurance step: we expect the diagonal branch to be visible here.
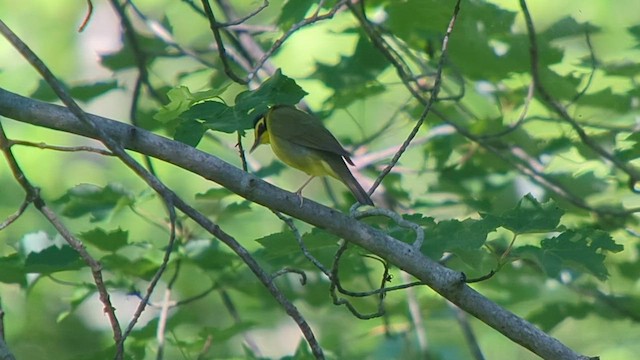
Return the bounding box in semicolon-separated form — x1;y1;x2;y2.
0;122;123;352
349;0;462;197
0;88;594;360
0;19;180;359
519;0;640;191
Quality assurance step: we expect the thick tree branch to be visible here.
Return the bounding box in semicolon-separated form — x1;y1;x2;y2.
0;88;594;360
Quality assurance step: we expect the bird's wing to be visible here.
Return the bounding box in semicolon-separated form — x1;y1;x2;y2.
268;106;352;160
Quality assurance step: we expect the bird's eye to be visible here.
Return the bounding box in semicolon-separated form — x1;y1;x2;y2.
256;119;267;135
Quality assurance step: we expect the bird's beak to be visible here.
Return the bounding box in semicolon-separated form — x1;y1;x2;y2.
249;137;260;153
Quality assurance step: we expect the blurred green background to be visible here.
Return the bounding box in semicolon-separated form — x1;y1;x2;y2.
1;0;640;359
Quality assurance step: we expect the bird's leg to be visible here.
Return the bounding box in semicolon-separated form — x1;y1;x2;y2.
295;176;315;206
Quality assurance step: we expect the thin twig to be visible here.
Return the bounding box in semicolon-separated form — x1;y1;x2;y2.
156;261;182;360
0;195;31;230
0;19;179;359
329;242;387;319
275;210;423;298
0;121;124;349
9;139;113;155
0;86;595;359
78;0;94;32
274;211;331;276
247;0;348;81
0;121;122;348
218;289;262;355
237;132;249;172
109;0;165;103
196;335;213;360
0;300;16;360
519;0;640;191
448;301;485;360
271;267;307;284
352;207;424;249
0;300;5;341
216;0;269;27
351;0;631;218
568;25;597;105
355;0;462;197
127;0;220;69
401;271;428;355
478;81;535;139
200;0;248;84
121;218;177;354
174;198;325;359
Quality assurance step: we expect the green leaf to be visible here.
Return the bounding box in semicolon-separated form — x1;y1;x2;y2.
629;24;640;47
291;338;313;359
540;17;600;40
154;85;231;123
180;101;245;134
252;160;286;178
385;0;456;41
602;61;640;77
195;188;234;200
31;80;118;102
217;201;252;221
618;244;640;279
154;86;197;123
254;229;339;269
184;239;237;271
514;228;622;280
100;254;159;280
54;183;134;222
587;228;624;253
174;119;207;147
79;227;129;252
497;194;563;234
0;253;26;286
423;217;499;260
528;301;592;331
255;231;299;259
57;285;94;322
24;245;85;274
547;172;609;199
202;322;257;343
577;88;631;112
536;68;582;100
313;34;389;108
277;1;314;29
234;69;308;118
100;34;167;71
514;245;562;278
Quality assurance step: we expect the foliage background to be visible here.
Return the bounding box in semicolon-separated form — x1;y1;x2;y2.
1;0;640;359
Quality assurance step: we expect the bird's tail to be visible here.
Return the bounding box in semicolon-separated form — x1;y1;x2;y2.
327;156;374;206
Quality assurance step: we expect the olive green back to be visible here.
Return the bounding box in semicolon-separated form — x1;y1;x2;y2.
267;105;352;161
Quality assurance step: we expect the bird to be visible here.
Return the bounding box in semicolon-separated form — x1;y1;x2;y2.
250;105;374;206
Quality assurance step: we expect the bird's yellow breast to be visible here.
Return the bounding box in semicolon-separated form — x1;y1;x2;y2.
269;133;340;179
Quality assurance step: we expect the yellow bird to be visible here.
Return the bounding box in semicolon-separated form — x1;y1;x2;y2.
250;105;374;206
